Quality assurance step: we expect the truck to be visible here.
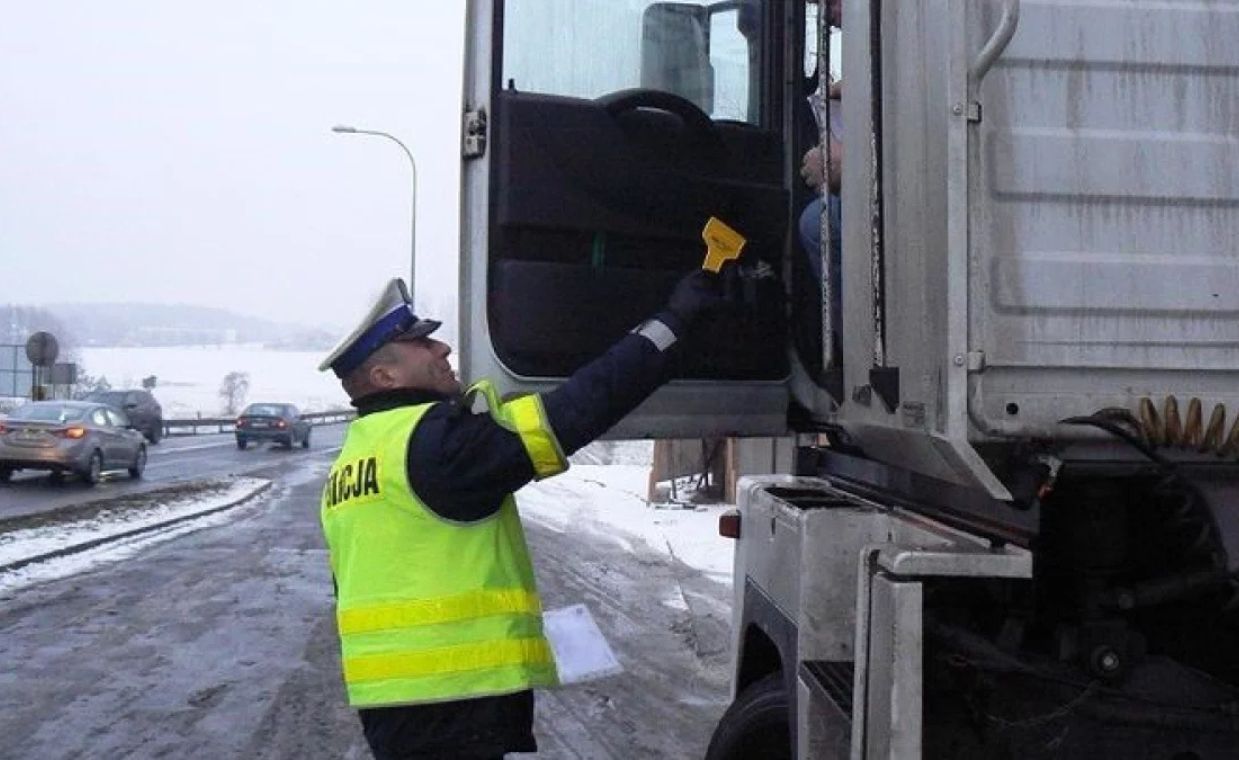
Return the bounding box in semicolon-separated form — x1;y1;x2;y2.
447;1;1239;757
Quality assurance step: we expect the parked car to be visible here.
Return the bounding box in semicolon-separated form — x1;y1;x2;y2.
83;389;164;444
0;401;147;485
235;403;311;450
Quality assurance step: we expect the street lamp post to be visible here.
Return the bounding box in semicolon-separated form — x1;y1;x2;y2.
331;124;419;304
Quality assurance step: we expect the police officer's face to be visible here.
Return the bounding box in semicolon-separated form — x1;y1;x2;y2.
384;336;461;395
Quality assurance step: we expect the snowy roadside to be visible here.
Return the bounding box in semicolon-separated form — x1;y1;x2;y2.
517;441;735;587
0;476;270;594
515;441;737;757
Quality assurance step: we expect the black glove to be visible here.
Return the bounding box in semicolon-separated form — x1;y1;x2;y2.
666;268;725;327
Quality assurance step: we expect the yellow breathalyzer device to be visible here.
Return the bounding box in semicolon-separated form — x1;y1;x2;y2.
701;217;746;273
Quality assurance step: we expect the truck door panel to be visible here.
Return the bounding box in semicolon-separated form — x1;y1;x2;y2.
490;90;788;381
456;0;797;438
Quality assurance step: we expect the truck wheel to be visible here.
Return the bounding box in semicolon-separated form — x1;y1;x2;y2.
236;438;248;451
0;467;12;483
301;430;311;449
147;424;162;445
705;672;791;760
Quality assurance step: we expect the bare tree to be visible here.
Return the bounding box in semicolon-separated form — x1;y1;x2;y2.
219;371;250;415
72;368;112;398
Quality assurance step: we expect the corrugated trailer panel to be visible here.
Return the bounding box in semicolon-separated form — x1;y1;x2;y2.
972;1;1239;420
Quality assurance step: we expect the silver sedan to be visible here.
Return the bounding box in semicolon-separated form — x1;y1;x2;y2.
0;401;147;486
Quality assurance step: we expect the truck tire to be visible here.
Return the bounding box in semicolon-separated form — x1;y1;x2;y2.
705;672;791;760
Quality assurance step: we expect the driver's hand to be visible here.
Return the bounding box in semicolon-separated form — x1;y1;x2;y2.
801;146;825;189
801;140;842;193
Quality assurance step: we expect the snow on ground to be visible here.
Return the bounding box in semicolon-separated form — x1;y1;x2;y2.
78;345;348;417
0;476;270;594
518;441;736;585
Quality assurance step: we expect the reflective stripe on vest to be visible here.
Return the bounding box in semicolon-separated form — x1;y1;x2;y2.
338;588;542;635
321;403;558;708
344;637;555;684
465;380;568;481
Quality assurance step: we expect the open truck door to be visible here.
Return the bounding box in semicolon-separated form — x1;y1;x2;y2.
455;0;806;439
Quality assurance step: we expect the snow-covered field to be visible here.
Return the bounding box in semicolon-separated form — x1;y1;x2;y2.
78;345;349;417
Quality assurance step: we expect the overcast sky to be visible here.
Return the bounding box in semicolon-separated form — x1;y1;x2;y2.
1;2;466;333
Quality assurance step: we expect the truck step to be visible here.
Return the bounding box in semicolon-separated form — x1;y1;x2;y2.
799;660;854;719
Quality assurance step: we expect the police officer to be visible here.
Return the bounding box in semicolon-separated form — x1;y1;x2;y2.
319;267;730;759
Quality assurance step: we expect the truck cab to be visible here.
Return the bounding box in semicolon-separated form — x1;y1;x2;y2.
453;1;1239;757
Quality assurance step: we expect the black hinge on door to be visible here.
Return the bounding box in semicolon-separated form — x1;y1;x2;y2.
463;108;488;159
869;366;899;412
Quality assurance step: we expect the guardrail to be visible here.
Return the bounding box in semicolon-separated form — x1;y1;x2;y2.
162;410;355;437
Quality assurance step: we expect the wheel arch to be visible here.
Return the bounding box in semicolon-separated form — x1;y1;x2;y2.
735;578;798;694
737;622;784;694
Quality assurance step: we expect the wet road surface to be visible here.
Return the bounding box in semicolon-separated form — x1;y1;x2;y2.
0;450;731;759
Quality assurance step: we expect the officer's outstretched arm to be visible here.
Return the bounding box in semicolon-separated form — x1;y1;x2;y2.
540;265;729;458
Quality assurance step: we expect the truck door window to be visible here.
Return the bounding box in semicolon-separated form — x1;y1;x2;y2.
502;0;766;125
709;6;757;122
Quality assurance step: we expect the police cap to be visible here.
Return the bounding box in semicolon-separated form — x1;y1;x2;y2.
318;278;441;378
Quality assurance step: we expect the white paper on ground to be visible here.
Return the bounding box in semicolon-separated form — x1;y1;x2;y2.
542;604;624;685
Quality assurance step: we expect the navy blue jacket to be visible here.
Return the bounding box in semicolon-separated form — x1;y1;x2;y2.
351;320;681;759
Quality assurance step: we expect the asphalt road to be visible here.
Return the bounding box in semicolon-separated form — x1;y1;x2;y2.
0;424;348;521
0;446;732;759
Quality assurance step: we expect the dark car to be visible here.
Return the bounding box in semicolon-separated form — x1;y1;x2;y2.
83;389;164;444
0;401;147;485
235;403;311;450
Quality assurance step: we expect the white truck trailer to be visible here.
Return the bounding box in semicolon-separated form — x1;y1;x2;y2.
450;1;1239;757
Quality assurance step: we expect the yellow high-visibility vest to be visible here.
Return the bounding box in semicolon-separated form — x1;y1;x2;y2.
320;383;568;707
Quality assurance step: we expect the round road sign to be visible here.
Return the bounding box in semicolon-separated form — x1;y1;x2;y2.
25;331;60;367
